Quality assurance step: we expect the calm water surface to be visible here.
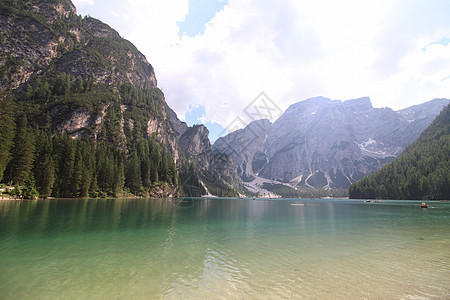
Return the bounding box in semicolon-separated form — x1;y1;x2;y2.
0;198;449;299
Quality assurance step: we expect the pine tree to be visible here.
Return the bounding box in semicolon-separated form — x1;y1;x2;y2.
113;158;125;197
57;134;75;197
33;131;54;198
5;115;35;185
40;157;55;198
79;141;94;197
159;151;168;182
72;76;84;93
53;72;71;96
38;80;50;101
23;175;39;199
72;145;83;196
0;94;16;181
125;151;142;194
96;144;115;193
349;104;450;200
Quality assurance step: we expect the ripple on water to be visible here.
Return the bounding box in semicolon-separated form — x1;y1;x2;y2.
0;198;449;299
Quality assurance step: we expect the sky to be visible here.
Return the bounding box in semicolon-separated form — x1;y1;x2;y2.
73;0;450;142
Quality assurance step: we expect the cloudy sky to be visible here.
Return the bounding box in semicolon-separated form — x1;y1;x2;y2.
73;0;450;142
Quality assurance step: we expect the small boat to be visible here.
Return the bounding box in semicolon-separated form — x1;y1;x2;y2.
365;200;370;203
420;202;428;208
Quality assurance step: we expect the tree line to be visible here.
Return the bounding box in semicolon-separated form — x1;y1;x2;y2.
0;112;177;199
1;2;213;198
349;104;449;200
0;70;181;198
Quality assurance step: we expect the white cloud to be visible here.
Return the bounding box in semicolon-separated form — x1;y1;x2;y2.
74;0;450;131
72;0;94;5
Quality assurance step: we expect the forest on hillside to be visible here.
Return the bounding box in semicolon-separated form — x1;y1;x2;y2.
0;0;240;199
349;104;450;200
0;74;187;199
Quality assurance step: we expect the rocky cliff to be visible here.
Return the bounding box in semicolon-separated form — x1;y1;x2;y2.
214;97;449;189
0;0;156;92
213;119;272;181
169;109;242;195
0;0;241;196
349;103;450;200
0;0;179;157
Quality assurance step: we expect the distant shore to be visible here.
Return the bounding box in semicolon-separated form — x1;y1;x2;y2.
0;194;24;201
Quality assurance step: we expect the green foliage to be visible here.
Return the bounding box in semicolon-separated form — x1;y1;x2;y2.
33;130;55;198
22;75;114;128
0;93;16;181
349;104;450;200
197;168;239;197
1;129;178;198
125;151;142;194
0;1;212;198
4;115;35;185
23;175;39;199
52;72;71;96
179;160;206;197
201;177;239;197
1;68;180;198
12;184;22;197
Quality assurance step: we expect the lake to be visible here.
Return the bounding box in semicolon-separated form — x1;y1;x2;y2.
0;198;449;299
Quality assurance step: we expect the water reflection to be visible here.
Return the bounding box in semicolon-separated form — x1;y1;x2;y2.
0;198;449;299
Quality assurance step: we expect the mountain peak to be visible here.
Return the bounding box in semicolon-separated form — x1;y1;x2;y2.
9;0;77;19
287;96;373;113
215;96;448;190
287;96;331;110
343;97;373;111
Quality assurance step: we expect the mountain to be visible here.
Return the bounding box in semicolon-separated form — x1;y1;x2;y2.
1;0;167;143
0;0;239;198
214;97;449;190
1;0;156;91
168;108;241;196
213;118;272;182
349;103;450;200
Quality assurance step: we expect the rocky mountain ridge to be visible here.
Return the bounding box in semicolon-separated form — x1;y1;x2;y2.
2;0;447;197
168;108;242;195
214;97;449;190
0;0;156;92
0;0;240;197
1;0;161;138
349;103;450;199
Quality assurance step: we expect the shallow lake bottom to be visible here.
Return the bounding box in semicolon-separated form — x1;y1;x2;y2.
1;198;449;299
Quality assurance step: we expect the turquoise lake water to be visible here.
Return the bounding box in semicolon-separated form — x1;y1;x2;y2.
0;198;449;299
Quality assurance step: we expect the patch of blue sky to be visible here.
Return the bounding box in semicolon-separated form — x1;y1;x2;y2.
422;37;450;51
178;0;228;38
183;104;227;143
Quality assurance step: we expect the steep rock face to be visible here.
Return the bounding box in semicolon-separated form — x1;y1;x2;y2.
146;106;180;162
1;0;241;196
55;17;157;88
176;124;241;190
166;107;242;191
216;97;449;189
0;0;180;164
0;2;66;90
168;107;188;138
349;103;450;200
0;0;156;92
395;98;450;147
179;125;211;158
54;104;107;139
213;119;272;180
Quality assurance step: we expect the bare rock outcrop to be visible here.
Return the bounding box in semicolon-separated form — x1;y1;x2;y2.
215;97;449;189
